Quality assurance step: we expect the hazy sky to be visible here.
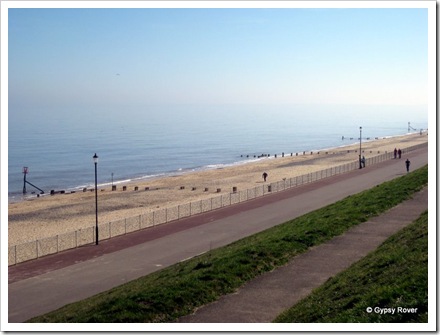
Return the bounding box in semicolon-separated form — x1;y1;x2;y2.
8;6;428;112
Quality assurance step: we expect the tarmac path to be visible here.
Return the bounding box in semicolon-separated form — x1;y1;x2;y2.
8;146;428;323
178;187;428;323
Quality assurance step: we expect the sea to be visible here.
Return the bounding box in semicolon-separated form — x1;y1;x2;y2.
7;104;428;202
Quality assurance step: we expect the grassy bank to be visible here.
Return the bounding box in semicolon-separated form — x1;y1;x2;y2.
274;210;428;323
29;165;428;323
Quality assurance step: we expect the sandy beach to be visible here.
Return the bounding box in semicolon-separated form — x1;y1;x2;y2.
8;133;428;247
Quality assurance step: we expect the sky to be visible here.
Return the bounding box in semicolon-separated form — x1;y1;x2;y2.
7;5;429;114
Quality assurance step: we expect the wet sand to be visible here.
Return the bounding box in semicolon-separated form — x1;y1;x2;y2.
8;133;428;246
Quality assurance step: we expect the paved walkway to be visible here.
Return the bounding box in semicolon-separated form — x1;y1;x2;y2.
7;146;428;323
178;187;428;323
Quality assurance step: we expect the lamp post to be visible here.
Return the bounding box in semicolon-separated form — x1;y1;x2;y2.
359;127;362;169
93;153;99;245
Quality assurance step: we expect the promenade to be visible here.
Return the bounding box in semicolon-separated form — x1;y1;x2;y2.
7;146;428;324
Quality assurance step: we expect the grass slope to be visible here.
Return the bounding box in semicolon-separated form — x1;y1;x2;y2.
29;165;428;323
274;210;428;323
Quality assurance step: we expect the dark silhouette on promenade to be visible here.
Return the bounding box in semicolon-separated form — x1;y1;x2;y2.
406;159;411;172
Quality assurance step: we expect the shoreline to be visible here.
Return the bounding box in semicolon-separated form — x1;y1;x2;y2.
8;132;421;204
8;132;428;246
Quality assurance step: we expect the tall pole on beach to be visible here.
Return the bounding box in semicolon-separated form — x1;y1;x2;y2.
359;127;362;169
22;167;28;194
93;153;99;245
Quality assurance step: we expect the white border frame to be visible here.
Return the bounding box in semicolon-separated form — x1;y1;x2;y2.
1;1;436;332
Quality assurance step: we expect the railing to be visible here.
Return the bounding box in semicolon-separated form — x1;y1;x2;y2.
8;142;427;266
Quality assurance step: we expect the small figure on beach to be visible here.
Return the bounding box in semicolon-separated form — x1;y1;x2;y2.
262;172;268;182
361;156;366;168
398;149;402;159
394;148;397;159
405;159;411;173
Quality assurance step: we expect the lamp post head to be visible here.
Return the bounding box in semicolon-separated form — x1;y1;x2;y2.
93;153;98;164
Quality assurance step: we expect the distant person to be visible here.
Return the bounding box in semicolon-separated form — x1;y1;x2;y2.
361;156;366;168
394;148;397;159
262;172;268;182
405;159;411;173
398;149;402;159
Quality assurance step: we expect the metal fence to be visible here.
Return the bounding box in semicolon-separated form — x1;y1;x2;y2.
8;142;427;266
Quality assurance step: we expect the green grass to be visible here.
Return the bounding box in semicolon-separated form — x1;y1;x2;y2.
274;210;428;323
28;165;428;323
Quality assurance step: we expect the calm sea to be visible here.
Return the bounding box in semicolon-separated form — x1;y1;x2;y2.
8;104;427;202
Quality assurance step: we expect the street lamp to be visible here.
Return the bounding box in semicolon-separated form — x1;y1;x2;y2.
359;127;362;169
93;153;99;245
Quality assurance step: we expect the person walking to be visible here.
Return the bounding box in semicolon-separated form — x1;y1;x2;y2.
405;159;411;173
361;156;366;168
394;148;397;159
262;172;268;182
398;149;402;159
